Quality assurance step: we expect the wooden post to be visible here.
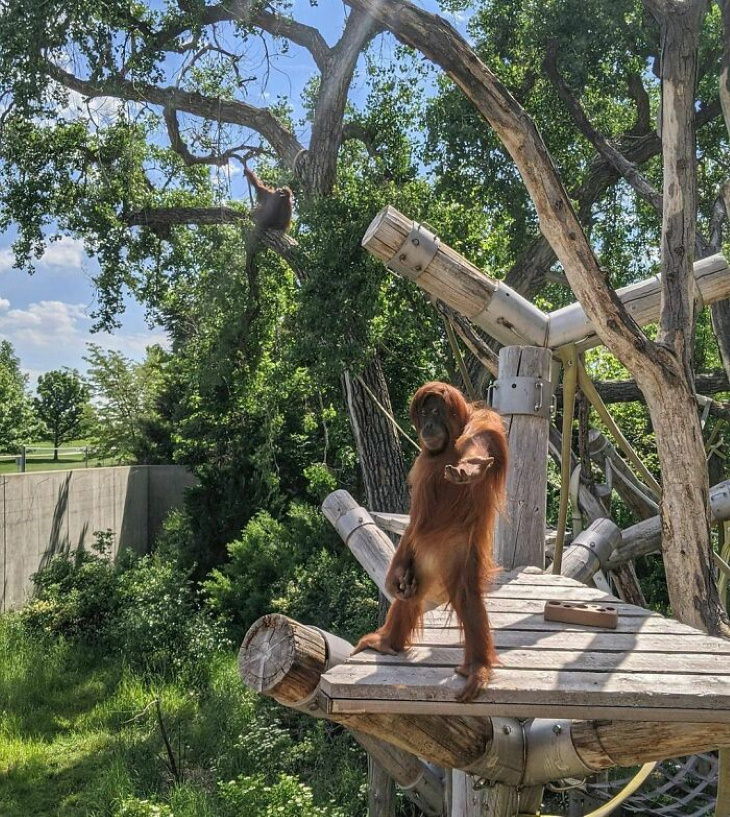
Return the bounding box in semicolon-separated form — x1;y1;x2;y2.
493;346;553;570
239;614;445;815
465;346;552;817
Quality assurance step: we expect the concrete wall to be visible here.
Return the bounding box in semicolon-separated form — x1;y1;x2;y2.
0;465;195;611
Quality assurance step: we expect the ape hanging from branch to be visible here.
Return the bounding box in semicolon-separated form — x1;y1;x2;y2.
354;382;508;702
243;166;293;279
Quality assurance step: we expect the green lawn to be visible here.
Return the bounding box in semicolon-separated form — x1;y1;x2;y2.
0;440;112;475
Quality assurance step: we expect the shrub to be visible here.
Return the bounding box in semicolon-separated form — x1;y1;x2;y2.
21;531;228;683
217;773;346;817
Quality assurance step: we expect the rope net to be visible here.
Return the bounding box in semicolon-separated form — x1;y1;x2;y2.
585;753;718;816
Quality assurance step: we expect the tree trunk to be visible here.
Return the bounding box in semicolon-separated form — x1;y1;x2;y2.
343;354;409;817
634;0;728;635
343;356;410;514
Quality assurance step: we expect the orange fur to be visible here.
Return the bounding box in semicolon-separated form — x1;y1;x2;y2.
353;382;508;702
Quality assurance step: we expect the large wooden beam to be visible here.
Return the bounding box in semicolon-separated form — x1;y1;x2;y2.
361;206;730;352
239;614;445;815
361;206;548;348
605;478;730;569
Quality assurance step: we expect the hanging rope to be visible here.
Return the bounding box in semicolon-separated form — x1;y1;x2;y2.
355;374;420;452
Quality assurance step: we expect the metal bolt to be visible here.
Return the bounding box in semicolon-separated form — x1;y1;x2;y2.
412;238;420;246
553;723;562;735
502;725;511;735
399;254;407;262
414;265;422;272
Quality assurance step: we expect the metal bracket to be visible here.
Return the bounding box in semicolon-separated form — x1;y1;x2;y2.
387;223;440;280
468;717;525;788
489;376;553;418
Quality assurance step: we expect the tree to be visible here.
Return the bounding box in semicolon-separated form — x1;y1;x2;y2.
34;368;89;459
0;341;40;452
84;344;167;463
0;0;727;634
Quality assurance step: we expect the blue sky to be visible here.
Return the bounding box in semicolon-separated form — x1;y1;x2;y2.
0;1;467;387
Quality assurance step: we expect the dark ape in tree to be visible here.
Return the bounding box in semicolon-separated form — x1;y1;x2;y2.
244;166;293;231
353;382;508;702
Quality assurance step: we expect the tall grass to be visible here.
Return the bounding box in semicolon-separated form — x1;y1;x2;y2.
0;617;365;816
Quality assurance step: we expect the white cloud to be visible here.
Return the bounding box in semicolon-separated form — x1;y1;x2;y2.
0;236;87;274
0;300;90;348
0;298;8;310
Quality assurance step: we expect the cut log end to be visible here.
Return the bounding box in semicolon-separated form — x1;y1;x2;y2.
361;204;402;250
239;613;327;704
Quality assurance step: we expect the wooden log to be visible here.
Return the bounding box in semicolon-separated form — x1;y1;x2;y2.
322;490;395;596
239;614;445;815
605;478;730;569
548;253;730;349
361;206;730;352
570;720;730;769
494;347;553;570
558;518;621;583
361;206;549;348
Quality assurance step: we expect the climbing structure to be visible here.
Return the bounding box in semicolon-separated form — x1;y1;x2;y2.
239;206;730;817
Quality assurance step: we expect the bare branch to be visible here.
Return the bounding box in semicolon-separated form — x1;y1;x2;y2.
544;41;663;213
212;1;332;71
47;62;304;166
163;106;264;166
627;71;652;134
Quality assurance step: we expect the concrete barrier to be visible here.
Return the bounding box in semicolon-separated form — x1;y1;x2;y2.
0;465;195;611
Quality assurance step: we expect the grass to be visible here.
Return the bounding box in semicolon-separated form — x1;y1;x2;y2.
0;616;365;817
0;440;114;475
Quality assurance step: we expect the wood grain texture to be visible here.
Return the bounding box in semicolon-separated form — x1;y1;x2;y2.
320;571;730;723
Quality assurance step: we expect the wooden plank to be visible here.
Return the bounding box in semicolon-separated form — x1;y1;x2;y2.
323;693;730;724
398;627;730;652
346;646;730;675
486;584;619;601
422;598;655;618
420;611;688;633
321;665;730;716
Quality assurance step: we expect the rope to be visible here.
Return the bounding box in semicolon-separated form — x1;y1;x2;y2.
355;375;420;452
531;762;658;817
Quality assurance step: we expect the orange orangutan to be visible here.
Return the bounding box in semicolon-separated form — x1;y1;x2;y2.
353;381;508;702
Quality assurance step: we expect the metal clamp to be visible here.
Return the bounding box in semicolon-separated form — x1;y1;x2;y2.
490;376;553;418
387;223;440;280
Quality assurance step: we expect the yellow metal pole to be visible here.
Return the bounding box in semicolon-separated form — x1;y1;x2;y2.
553;345;578;574
576;363;662;498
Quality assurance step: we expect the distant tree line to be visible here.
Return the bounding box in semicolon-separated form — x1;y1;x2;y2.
0;339;170;463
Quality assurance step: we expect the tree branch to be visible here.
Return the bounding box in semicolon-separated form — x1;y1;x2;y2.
162;106;264;166
544;41;663;213
342;0;670;377
47;62;304;166
211;1;331;71
125;206;305;279
305;8;382;193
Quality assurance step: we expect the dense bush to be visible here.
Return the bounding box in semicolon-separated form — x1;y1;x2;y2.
21;531;229;683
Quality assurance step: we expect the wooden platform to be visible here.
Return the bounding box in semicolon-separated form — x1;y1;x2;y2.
320;571;730;722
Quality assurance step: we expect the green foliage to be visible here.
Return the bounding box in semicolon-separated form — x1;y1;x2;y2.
21;533;229;684
84;343;172;463
0;340;40;451
0;615;369;817
203;503;347;637
218;773;346;817
34;368;90;454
